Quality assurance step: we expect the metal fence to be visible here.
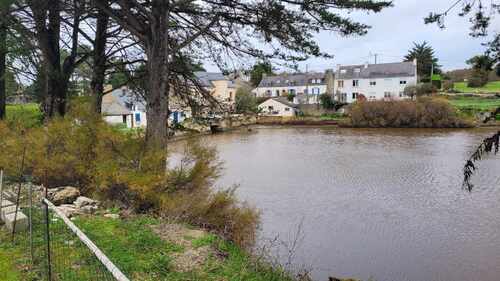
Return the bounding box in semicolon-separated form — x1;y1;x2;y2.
0;170;130;281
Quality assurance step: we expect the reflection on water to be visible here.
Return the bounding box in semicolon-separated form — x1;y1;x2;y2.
202;127;500;281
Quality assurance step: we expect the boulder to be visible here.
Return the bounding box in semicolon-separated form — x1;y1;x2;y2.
4;212;28;233
56;204;80;218
1;205;19;222
51;187;80;205
80;205;98;214
74;196;98;209
104;213;120;219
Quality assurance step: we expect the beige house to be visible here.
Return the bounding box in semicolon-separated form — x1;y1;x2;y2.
258;97;298;117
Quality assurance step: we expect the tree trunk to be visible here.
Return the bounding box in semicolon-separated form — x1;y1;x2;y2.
29;0;80;119
91;4;109;114
145;0;170;146
0;9;6;120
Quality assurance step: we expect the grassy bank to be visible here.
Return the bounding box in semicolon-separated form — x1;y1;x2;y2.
453;81;500;94
5;103;43;127
446;95;500;112
0;215;294;281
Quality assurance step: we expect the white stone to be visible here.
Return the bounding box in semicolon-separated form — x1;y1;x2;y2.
80;205;98;214
74;196;98;208
4;212;28;233
57;204;80;218
1;199;14;208
1;205;19;222
104;213;119;219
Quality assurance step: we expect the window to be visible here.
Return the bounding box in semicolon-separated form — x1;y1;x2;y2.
266;90;272;96
122;115;127;124
268;106;274;111
285;108;290;111
354;68;361;73
337;80;344;88
384;92;392;98
311;87;320;95
369;81;376;86
340;69;346;74
289;89;296;95
353;80;359;87
135;113;141;123
276;90;279;96
352;93;358;100
400;80;407;85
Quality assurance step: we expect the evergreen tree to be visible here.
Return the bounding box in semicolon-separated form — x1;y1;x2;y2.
250;61;273;87
404;42;441;81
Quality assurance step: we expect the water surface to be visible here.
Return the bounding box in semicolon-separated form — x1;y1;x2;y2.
204;127;500;281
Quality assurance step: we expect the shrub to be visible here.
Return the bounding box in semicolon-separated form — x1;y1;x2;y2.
235;86;258;113
319;93;335;110
347;97;473;128
467;69;489;88
0;99;260;249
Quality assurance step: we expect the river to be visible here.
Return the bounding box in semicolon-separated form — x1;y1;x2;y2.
200;127;500;281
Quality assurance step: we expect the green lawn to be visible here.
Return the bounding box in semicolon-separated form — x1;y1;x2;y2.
0;215;295;281
5;103;43;127
447;95;500;112
454;81;500;94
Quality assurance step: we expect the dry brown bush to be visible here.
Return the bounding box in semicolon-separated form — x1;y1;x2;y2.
347;97;473;128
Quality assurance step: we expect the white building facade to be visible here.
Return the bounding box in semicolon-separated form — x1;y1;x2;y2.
334;61;418;103
253;72;333;104
258;97;298;117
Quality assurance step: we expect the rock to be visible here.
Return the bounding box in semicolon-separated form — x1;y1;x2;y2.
4;212;28;233
57;204;80;218
74;196;98;208
1;205;20;222
80;205;98;214
104;213;119;219
52;187;80;205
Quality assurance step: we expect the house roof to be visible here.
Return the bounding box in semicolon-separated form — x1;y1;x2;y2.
194;72;227;87
258;72;326;88
101;95;132;116
337;61;416;80
260;97;298;108
102;87;145;115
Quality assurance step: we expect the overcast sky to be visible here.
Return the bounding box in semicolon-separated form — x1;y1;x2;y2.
204;0;500;73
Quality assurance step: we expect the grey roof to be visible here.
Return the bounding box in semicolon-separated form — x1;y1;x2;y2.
271;97;298;108
337;62;416;80
258;72;326;88
194;72;227;87
102;87;145;115
101;99;131;116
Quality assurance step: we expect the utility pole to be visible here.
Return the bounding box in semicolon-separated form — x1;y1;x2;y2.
374;53;378;64
305;64;309;104
430;63;434;87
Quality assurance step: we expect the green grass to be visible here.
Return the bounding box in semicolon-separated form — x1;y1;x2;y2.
453;81;500;93
5;103;43;127
447;95;500;112
1;214;294;281
0;245;21;281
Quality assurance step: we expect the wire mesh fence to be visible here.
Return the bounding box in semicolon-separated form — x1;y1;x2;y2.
0;171;129;281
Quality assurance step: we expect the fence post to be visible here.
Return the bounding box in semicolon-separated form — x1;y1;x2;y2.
43;194;52;281
0;169;3;213
28;181;33;266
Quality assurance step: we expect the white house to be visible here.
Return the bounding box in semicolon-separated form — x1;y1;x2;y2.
102;87;147;128
334;61;418;103
258;97;298;117
253;71;334;104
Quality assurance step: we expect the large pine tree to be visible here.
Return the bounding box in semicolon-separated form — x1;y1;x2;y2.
404;41;441;81
95;0;393;145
